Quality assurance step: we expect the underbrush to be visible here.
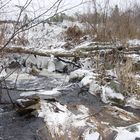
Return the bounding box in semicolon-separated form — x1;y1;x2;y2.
64;25;84;44
116;59;140;95
93;50;140;96
76;3;140;42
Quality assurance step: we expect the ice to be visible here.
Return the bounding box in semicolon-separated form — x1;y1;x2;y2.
115;123;140;140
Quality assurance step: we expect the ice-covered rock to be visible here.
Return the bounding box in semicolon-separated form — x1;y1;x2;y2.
81;75;95;86
128;39;140;46
0;69;7;78
36;56;49;69
125;96;140;109
101;86;124;104
80;58;93;70
38;100;89;139
20;88;61;100
0;108;4;113
47;55;56;72
89;81;101;96
69;69;93;82
25;54;37;67
115;123;140;140
83;129;101;140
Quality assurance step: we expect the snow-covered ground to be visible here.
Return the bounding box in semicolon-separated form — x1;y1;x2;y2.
0;18;140;140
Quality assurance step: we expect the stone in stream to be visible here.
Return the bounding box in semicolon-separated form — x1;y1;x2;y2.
0;108;4;113
15;98;40;117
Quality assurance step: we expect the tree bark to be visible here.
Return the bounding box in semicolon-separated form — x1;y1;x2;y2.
1;44;140;58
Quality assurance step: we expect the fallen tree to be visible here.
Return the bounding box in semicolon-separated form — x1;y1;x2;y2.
1;44;140;58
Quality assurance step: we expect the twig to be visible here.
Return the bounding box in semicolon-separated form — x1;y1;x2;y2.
0;82;2;103
3;79;15;107
56;56;81;68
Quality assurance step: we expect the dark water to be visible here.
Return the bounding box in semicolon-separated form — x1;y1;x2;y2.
0;104;47;140
0;73;140;140
0;75;60;140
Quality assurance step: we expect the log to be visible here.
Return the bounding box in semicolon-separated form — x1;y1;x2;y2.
1;44;140;58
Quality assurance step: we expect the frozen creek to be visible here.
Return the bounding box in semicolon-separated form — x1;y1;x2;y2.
0;54;140;140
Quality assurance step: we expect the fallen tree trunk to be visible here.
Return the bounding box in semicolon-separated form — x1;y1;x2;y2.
1;45;140;58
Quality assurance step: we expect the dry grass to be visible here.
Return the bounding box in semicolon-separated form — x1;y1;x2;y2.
0;24;7;45
116;58;140;95
11;36;29;46
64;25;83;44
76;3;140;42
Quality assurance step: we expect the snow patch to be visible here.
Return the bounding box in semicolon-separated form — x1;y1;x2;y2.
125;96;140;109
101;86;124;103
89;81;101;95
38;101;90;137
128;39;140;46
115;123;140;140
83;129;101;140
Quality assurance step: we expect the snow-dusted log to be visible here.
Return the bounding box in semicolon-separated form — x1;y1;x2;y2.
2;45;140;58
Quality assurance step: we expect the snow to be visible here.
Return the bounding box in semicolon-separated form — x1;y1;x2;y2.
125;96;140;109
36;89;61;99
38;100;90;137
106;69;117;78
20;91;37;97
25;55;37;67
84;130;100;140
80;58;93;70
0;11;139;140
20;88;61;99
128;39;140;46
101;86;124;103
115;123;140;140
128;54;140;62
0;69;7;78
47;55;56;72
81;75;94;86
8;73;35;80
39;69;69;81
75;42;93;49
89;81;101;95
69;69;93;81
16;99;30;107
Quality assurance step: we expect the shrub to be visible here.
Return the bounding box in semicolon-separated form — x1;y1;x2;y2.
64;25;83;44
116;58;140;95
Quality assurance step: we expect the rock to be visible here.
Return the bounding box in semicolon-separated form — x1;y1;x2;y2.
83;129;101;140
16;98;40;116
69;69;93;83
0;108;4;113
16;98;39;108
89;81;101;96
8;61;21;69
101;86;124;104
107;81;122;93
48;55;55;72
29;66;40;76
115;123;140;140
125;96;140;109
